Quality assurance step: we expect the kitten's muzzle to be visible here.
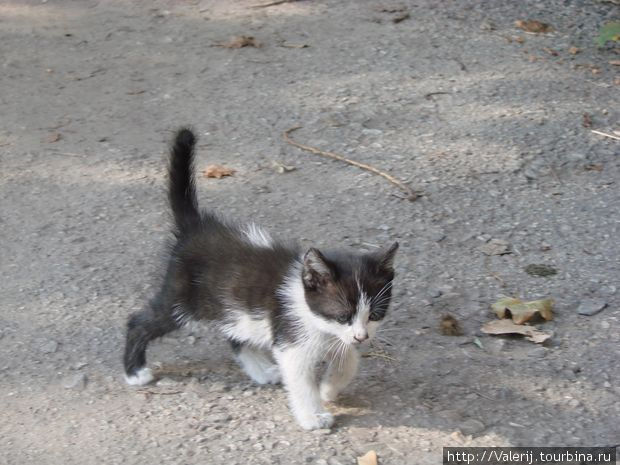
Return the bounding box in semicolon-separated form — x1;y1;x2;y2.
353;332;369;343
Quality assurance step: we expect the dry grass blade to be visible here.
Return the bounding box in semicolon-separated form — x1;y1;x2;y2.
591;129;620;141
136;389;183;395
283;126;420;201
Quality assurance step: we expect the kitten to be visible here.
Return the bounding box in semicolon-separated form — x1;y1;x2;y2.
123;128;398;430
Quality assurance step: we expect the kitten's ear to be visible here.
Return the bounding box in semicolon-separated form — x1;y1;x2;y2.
376;241;399;271
302;248;334;289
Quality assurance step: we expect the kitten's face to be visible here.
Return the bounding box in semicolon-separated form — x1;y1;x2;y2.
301;242;398;345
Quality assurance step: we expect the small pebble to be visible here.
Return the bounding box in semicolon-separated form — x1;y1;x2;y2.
156;378;179;387
40;340;58;354
577;299;607;316
460;419;486;435
63;373;88;390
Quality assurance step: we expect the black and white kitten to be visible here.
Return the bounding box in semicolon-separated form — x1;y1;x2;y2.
123;129;398;430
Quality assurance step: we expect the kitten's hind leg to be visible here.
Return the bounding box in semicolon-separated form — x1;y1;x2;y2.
320;345;359;402
123;305;180;385
231;341;281;385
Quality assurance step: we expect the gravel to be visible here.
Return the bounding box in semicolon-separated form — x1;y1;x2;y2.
1;0;619;464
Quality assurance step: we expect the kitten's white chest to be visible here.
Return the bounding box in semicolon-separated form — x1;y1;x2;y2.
220;310;273;348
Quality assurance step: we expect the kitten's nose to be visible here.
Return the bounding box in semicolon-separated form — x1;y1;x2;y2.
353;332;368;343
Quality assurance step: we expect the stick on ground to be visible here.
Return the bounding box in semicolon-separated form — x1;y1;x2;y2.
591;129;620;141
283;126;420;201
251;0;292;8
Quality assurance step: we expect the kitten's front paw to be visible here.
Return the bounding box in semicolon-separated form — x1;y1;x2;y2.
319;382;339;402
296;411;335;430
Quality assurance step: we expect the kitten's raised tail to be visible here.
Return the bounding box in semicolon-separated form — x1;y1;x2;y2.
169;128;200;235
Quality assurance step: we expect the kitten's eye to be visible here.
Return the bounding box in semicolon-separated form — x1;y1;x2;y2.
336;315;349;324
369;306;387;321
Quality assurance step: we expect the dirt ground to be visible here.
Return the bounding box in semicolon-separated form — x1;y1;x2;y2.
1;1;619;464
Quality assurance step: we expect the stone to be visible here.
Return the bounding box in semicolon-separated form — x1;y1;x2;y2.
527;347;548;358
577;299;607;316
428;287;443;298
71;361;88;370
156;378;179;387
40;340;58;354
209;382;229;392
361;128;383;136
210;413;232;423
63;373;88;390
479;239;511;256
460;419;486;435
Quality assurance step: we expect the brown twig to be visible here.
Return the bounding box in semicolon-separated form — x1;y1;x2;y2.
283;126;420;201
591;129;620;141
424;91;450;100
472;390;495;401
136;389;183;395
251;0;291;7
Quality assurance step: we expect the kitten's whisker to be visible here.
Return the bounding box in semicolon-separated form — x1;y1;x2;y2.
324;337;341;362
371;281;393;305
372;296;392;307
374;335;393;344
376;328;399;334
338;341;347;372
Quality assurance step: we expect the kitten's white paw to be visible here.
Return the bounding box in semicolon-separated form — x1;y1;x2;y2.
296;411;335;430
319;382;339;402
125;367;154;386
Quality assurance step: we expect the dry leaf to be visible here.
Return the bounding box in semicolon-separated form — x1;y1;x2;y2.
568;46;580;55
591;67;601;75
543;47;558;56
609;60;620;66
204;165;236;178
482;319;552;343
220;36;260;48
582;113;593;128
584;163;603;172
440;315;462;336
515;20;553;33
357;450;378;465
514;36;525;43
392;12;410;24
450;431;472;445
46;133;62;143
492;297;553;324
272;161;296;174
615;77;620;86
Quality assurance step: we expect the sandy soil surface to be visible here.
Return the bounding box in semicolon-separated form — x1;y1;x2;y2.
1;1;619;464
